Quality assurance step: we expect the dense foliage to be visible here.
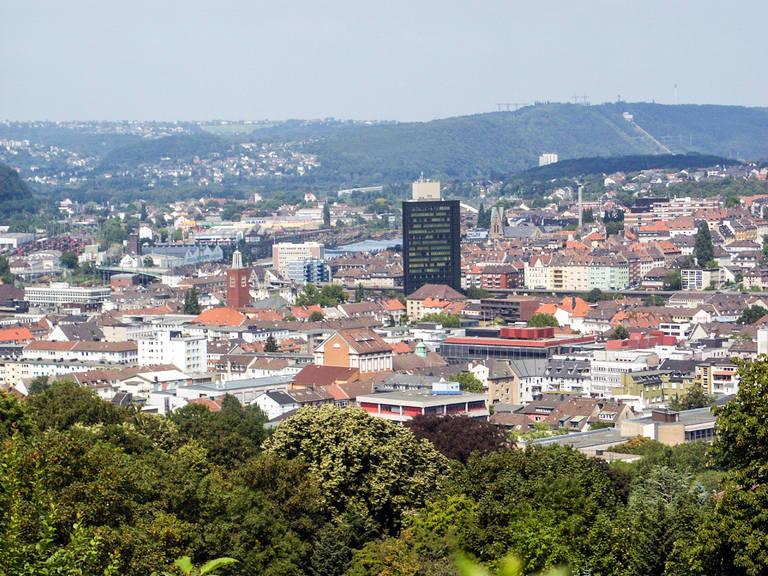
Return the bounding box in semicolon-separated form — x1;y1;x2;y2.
527;313;559;327
0;162;39;222
3;358;768;575
6;103;768;202
405;415;509;463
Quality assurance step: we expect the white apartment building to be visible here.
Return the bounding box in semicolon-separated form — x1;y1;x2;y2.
681;268;722;291
539;153;558;167
22;340;137;364
25;283;111;307
272;242;325;278
138;330;207;372
590;350;659;397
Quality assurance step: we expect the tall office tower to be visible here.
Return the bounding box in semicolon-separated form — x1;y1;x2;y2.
226;250;250;309
402;179;461;295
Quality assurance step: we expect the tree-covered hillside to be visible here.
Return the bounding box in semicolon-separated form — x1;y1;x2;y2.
0;162;37;221
304;103;768;184
4;103;768;198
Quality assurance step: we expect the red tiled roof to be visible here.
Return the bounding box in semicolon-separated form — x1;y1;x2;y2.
0;327;33;344
390;341;412;354
382;298;406;312
193;307;246;326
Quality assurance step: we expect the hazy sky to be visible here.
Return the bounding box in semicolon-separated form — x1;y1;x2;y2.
1;0;765;122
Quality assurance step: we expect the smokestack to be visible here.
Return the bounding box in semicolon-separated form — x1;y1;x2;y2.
578;185;583;229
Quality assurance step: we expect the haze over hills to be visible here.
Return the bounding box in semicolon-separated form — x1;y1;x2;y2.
2;102;768;197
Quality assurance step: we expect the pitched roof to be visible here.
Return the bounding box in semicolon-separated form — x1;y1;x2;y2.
336;329;393;355
293;364;360;387
382;298;406;312
0;327;33;343
192;307;247;326
407;284;466;301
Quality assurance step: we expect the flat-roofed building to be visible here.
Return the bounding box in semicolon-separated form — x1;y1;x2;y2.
25;282;111;309
440;326;596;364
357;384;488;423
272;242;325;278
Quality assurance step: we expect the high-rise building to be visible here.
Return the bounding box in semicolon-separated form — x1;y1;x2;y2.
287;258;330;284
272;242;325;278
226;250;250;309
402;180;461;296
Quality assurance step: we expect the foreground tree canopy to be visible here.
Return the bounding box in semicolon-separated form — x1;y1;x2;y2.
2;359;768;575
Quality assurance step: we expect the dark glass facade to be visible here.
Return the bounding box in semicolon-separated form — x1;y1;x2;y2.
402;200;461;295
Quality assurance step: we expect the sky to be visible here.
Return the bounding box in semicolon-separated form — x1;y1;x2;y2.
1;0;766;122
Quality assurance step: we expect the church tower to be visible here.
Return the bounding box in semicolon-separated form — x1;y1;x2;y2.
226;250;250;309
489;206;503;241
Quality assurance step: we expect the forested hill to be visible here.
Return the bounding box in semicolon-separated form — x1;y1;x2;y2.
305;103;768;183
4;103;768;197
0;162;37;219
0;162;32;201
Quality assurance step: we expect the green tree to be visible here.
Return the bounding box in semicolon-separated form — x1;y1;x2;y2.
644;294;666;306
170;395;267;467
27;375;50;395
477;203;492;228
355;284;365;302
323;203;331;227
295;283;321;306
152;555;237;576
184;287;201;315
221;203;242;222
663;269;682;290
736;304;768;325
527;313;559;327
694;222;714;267
762;235;768;264
712;357;768;483
582;208;594;224
466;286;490;299
26;382;128;431
0;391;32;439
725;195;741;208
448;372;485;393
60;251;79;270
669;357;768;575
143;256;155;267
608;325;630;340
0;255;13;284
319;284;348;306
420;313;461;328
585;288;603;303
264;334;278;352
308;310;324;322
605;221;624;236
667;384;714;411
263;405;448;534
